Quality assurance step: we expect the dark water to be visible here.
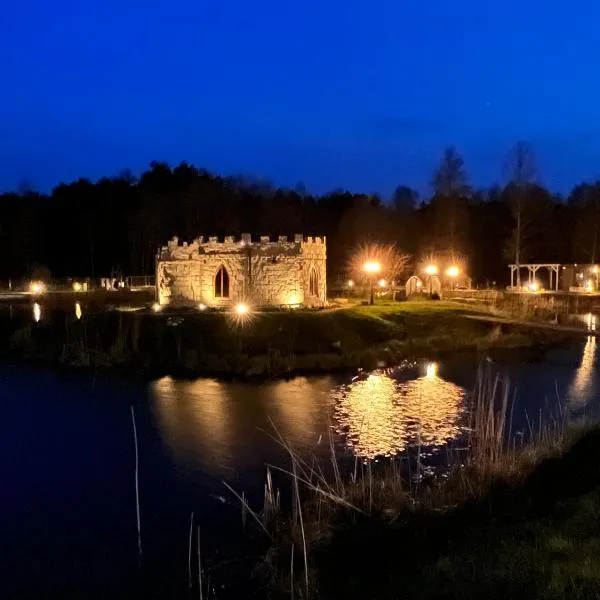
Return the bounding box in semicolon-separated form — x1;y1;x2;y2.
1;339;600;598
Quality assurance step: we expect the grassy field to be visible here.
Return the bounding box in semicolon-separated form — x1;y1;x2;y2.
1;299;566;376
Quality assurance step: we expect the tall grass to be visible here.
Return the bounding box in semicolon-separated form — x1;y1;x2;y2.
234;368;573;598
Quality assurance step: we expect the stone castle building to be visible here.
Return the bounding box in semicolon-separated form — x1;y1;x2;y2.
156;234;327;308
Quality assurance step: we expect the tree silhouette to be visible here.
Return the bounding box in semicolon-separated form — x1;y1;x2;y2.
504;141;536;286
0;153;593;289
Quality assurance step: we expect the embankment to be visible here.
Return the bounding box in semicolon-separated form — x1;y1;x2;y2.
0;301;568;378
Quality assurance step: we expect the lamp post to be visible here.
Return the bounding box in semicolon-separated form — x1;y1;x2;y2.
424;264;438;296
445;265;460;290
363;261;382;305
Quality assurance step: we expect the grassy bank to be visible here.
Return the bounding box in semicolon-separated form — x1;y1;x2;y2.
236;379;600;600
0;300;566;377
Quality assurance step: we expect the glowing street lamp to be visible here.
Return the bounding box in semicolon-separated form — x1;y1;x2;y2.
363;261;381;274
378;279;387;288
347;279;354;288
424;264;438;296
445;265;460;290
362;261;382;305
29;281;46;295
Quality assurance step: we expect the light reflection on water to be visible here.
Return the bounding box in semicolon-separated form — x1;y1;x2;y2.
332;364;465;459
32;303;41;323
568;335;597;410
152;365;467;473
151;375;335;476
152;376;235;474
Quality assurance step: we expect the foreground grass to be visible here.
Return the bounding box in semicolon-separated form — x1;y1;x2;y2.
236;374;600;600
309;429;600;600
2;300;566;376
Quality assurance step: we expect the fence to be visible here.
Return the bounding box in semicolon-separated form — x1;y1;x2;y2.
126;275;155;289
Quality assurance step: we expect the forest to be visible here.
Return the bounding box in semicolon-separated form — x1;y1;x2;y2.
1;142;599;286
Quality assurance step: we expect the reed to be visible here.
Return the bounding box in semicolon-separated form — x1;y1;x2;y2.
232;367;575;598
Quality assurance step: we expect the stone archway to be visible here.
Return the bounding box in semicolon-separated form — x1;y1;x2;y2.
405;275;424;297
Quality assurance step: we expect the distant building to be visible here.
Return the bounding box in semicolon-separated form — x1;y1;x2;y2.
156;234;327;307
508;263;599;292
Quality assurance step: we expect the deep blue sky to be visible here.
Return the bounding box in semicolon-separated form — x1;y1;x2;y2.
2;1;600;197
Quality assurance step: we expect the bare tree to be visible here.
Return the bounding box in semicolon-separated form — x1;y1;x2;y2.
349;242;411;300
505;141;536;287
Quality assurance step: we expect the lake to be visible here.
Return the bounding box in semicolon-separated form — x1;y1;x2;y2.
1;338;599;599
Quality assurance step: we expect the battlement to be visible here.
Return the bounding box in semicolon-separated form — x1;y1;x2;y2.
166;233;325;247
161;233;326;260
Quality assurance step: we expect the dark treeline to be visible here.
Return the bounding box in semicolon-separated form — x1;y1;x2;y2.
1;142;598;285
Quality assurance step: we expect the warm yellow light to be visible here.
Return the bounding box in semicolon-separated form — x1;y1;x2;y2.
593;266;599;274
75;302;82;320
586;279;594;292
235;303;249;315
378;279;387;288
331;370;464;458
198;303;207;311
72;281;82;292
416;280;422;288
33;302;41;323
528;281;539;292
347;279;354;288
424;264;438;276
286;294;302;307
363;261;381;274
426;362;438;379
152;302;162;312
446;266;460;278
29;281;46;295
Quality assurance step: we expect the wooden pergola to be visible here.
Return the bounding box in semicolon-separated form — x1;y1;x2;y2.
509;264;561;291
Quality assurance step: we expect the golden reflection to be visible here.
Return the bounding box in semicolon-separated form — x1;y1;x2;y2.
568;336;597;410
333;368;465;459
267;377;334;444
583;312;597;331
75;302;82;320
151;376;233;474
32;303;41;323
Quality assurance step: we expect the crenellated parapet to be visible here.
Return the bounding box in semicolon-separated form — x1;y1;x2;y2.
158;233;326;260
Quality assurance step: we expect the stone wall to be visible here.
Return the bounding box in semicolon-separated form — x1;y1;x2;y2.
156;234;327;307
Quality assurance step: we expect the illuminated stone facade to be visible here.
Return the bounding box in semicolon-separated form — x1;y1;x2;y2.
156;234;327;307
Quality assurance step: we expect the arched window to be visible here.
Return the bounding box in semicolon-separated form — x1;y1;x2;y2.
309;267;319;297
215;266;230;298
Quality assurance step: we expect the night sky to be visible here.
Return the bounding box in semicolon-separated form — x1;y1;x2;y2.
2;1;599;196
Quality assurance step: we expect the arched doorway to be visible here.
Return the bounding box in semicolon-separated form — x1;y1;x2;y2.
214;266;230;298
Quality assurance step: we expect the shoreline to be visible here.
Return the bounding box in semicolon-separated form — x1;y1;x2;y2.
0;301;573;382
